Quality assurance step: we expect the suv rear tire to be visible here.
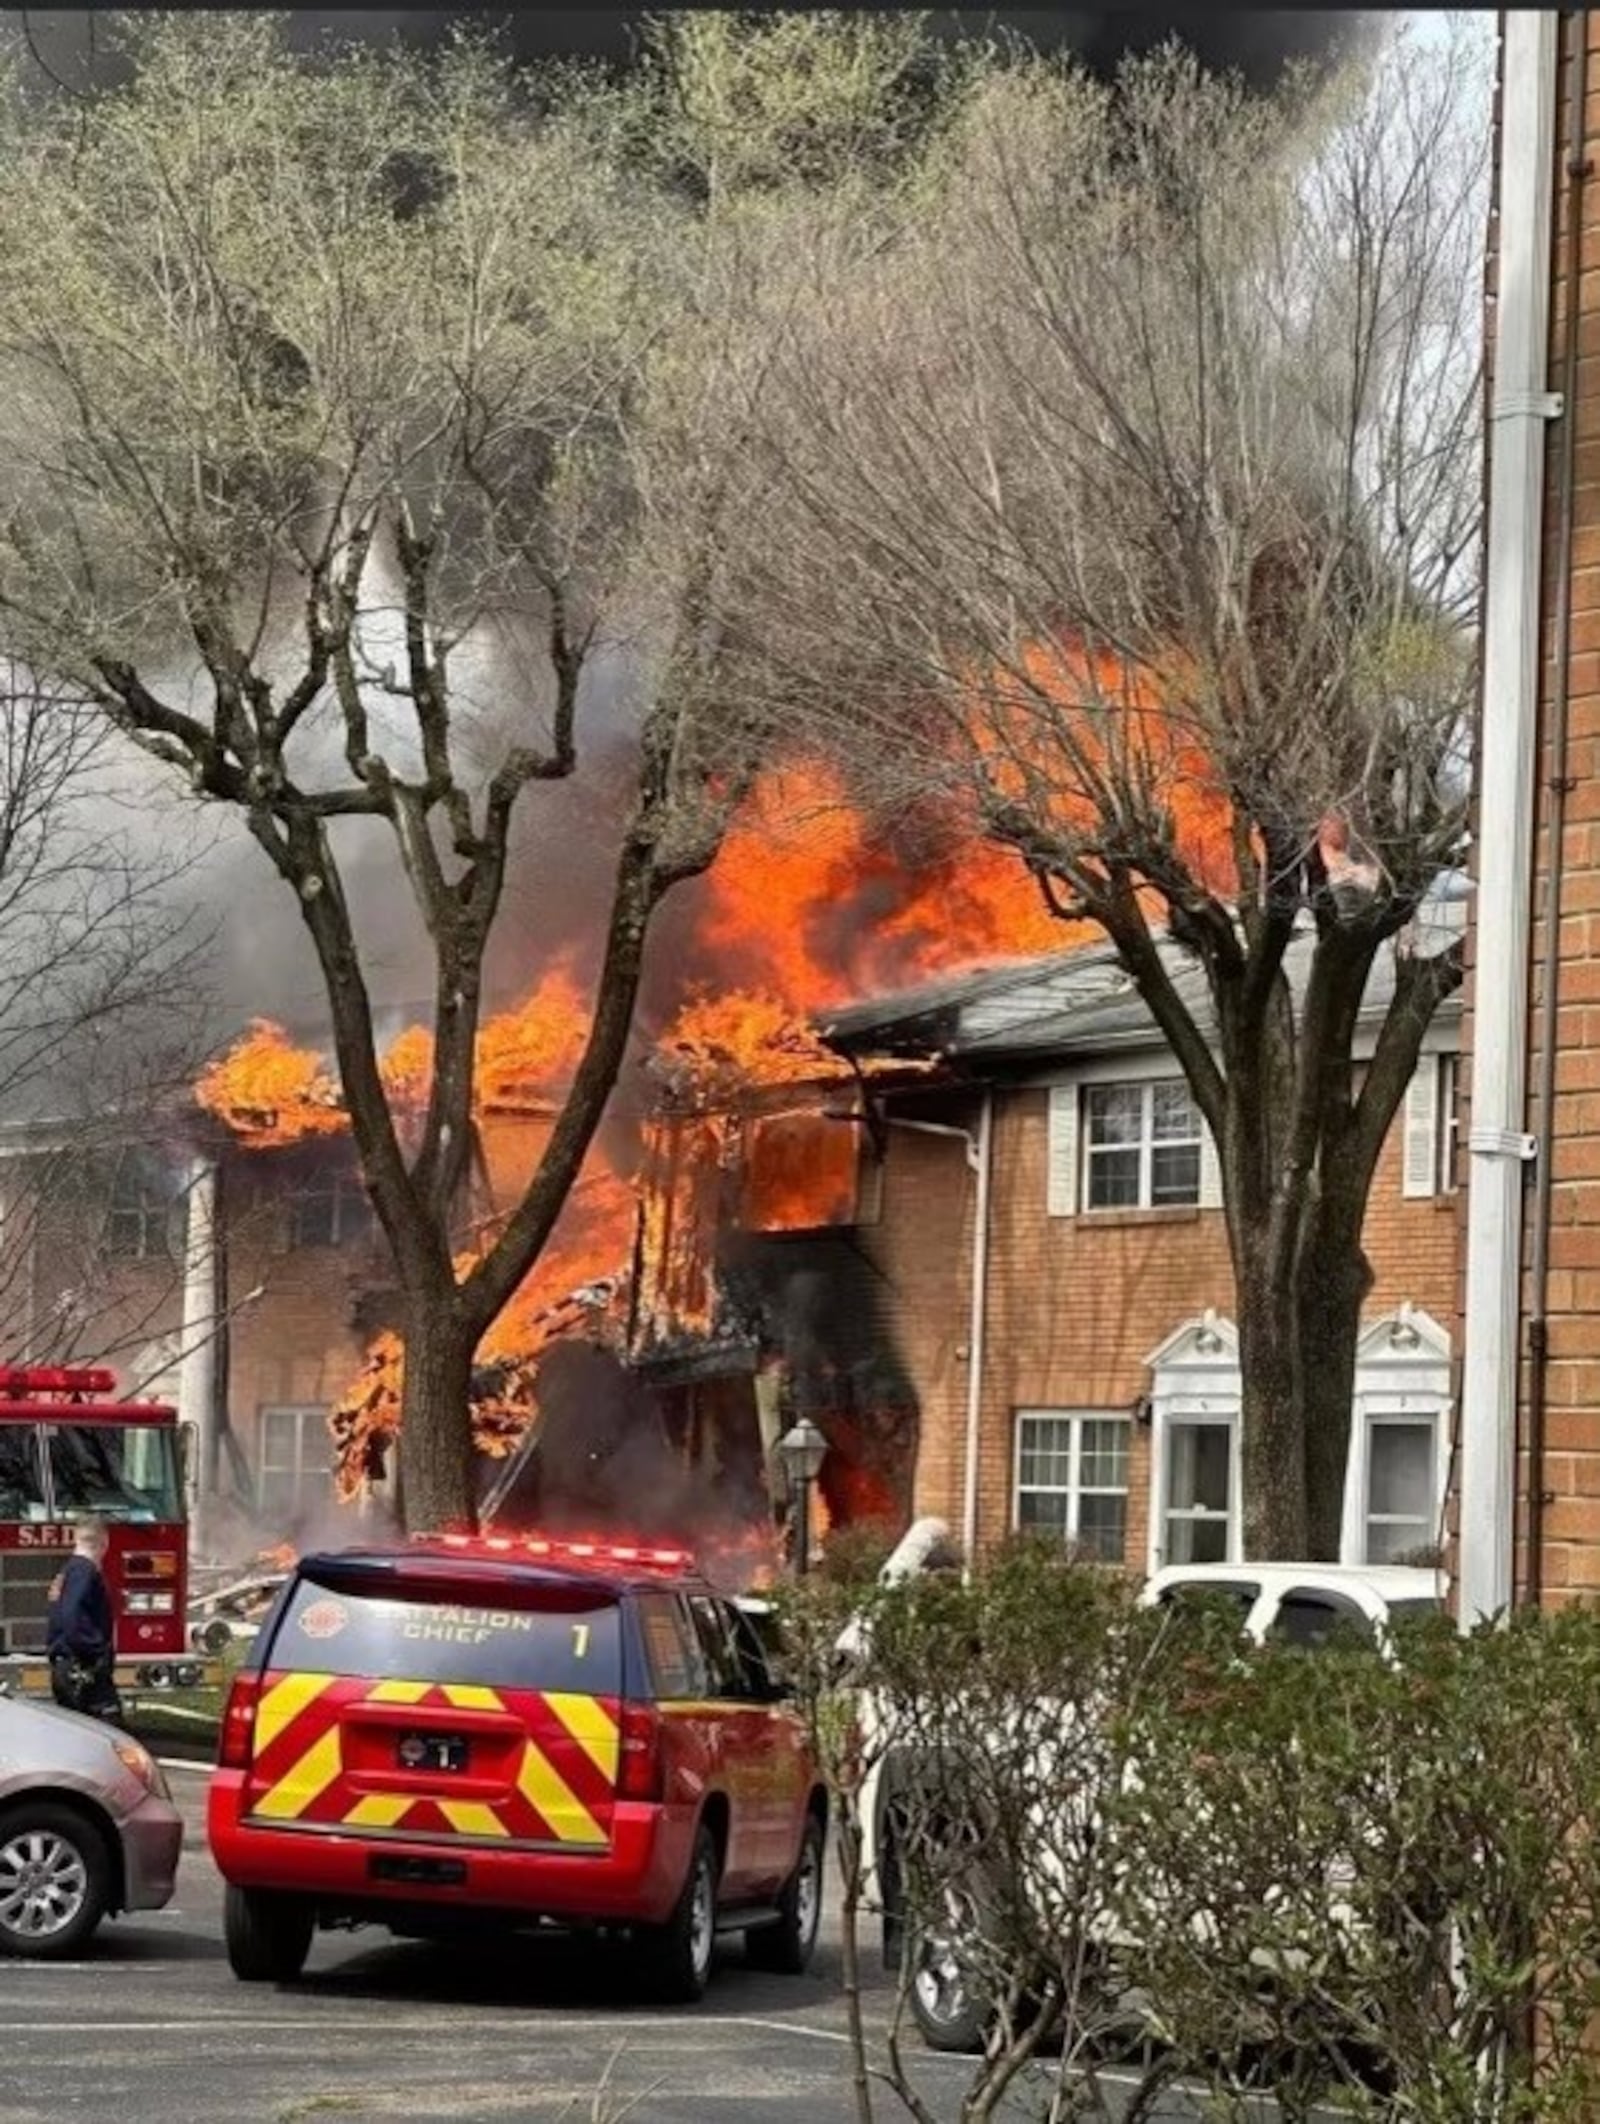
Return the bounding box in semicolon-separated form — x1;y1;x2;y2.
746;1811;824;1975
224;1884;315;1983
633;1823;719;2004
0;1801;110;1959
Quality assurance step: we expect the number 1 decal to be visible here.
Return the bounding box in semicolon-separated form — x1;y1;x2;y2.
571;1623;590;1659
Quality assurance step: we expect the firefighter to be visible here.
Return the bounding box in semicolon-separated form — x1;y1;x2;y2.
45;1514;123;1724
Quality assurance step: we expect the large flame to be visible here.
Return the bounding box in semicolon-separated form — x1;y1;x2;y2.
207;643;1240;1541
197;960;591;1149
698;757;1064;1009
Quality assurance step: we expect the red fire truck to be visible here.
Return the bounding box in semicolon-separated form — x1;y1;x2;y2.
0;1365;204;1689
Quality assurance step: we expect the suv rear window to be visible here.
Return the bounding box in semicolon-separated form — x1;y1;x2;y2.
275;1571;622;1693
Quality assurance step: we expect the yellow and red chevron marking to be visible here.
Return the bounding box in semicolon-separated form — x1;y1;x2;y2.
245;1672;621;1848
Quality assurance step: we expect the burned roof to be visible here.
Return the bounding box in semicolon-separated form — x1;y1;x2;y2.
821;882;1467;1067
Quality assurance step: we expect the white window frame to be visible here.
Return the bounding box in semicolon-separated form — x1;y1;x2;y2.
1145;1316;1243;1573
1339;1308;1452;1564
1012;1410;1131;1561
104;1150;178;1262
1146;1309;1451;1573
1402;1050;1459;1200
257;1405;331;1521
1046;1057;1222;1218
1358;1411;1442;1565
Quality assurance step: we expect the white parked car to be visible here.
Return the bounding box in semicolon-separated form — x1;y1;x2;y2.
846;1528;1449;2051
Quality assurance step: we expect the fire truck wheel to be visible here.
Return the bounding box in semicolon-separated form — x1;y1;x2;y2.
631;1822;720;2004
224;1883;315;1983
746;1810;824;1975
0;1802;110;1958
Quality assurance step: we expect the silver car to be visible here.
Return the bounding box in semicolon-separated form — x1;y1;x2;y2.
0;1687;182;1956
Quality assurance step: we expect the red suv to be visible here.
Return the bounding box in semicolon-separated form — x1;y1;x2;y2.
207;1535;825;2001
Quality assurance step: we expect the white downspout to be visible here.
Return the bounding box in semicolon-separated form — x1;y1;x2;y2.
1458;11;1561;1626
178;1155;220;1562
960;1092;994;1559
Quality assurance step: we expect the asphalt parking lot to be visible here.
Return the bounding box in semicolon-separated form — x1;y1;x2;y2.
0;1763;995;2124
4;1760;1242;2124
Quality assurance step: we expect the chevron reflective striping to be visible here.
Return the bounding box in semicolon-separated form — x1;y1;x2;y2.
344;1793;414;1830
252;1727;343;1820
367;1680;432;1706
542;1691;620;1786
254;1671;333;1756
438;1800;509;1839
517;1739;606;1846
439;1684;504;1712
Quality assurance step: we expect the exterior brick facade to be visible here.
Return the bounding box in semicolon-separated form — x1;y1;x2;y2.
856;1060;1459;1572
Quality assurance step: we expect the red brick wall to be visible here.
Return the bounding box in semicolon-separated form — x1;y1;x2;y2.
861;1073;1459;1567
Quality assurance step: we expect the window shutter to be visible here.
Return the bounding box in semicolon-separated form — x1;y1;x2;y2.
1047;1084;1079;1217
1402;1058;1440;1199
1198;1121;1223;1209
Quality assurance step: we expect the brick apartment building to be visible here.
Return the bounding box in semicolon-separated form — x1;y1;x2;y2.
635;913;1464;1577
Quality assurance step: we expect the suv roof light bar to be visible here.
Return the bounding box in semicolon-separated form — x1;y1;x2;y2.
414;1531;696;1573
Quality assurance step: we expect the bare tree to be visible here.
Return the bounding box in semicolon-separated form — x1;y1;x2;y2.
0;13;939;1528
741;21;1487;1557
0;662;211;1373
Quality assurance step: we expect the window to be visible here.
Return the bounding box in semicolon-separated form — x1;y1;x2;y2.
1363;1418;1438;1564
105;1150;178;1261
1163;1420;1234;1564
45;1424;180;1521
1267;1591;1374;1651
637;1592;705;1700
1437;1055;1460;1195
1014;1412;1130;1561
1402;1053;1458;1200
1156;1580;1259;1625
0;1427;46;1520
258;1406;332;1526
289;1167;373;1251
1083;1079;1201;1211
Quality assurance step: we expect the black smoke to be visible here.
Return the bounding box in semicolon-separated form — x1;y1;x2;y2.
7;9;1372;98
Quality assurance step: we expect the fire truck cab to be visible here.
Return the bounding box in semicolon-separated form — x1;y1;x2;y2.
0;1365;202;1690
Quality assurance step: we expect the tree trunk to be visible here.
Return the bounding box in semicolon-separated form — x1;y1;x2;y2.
1298;1221;1374;1563
396;1290;477;1534
1236;1270;1308;1560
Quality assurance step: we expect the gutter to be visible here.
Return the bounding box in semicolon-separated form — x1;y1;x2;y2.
1525;10;1590;1610
1458;10;1561;1626
960;1092;994;1559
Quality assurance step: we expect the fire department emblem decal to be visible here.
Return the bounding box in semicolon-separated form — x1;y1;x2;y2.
298;1599;348;1641
398;1735;428;1768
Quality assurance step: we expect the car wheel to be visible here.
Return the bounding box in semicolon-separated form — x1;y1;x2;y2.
746;1811;824;1975
633;1823;720;2004
0;1803;110;1959
224;1883;315;1983
906;1884;995;2054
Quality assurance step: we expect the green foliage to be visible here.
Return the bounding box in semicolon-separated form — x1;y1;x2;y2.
785;1548;1600;2122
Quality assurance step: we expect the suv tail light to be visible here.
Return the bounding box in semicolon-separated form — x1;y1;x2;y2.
617;1700;662;1802
218;1672;262;1771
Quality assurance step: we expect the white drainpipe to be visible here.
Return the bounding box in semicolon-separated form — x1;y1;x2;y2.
1458;11;1561;1626
178;1154;220;1561
960;1092;994;1560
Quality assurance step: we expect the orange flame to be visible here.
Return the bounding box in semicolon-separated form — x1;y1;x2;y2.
197;961;593;1150
697;758;1064;1009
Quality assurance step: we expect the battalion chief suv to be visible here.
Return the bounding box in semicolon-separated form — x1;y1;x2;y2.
208;1535;826;2001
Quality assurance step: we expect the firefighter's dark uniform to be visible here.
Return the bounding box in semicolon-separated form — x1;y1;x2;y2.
46;1553;122;1722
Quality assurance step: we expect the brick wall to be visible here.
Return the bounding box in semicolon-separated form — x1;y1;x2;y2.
860;1072;1459;1568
